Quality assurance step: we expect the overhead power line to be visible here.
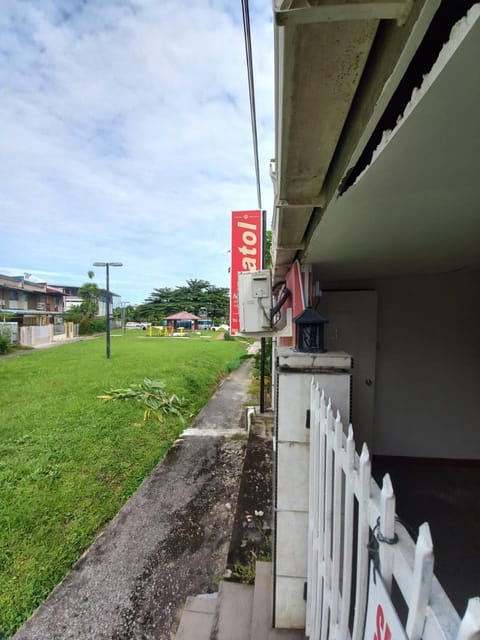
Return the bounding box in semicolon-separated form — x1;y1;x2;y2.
241;0;262;210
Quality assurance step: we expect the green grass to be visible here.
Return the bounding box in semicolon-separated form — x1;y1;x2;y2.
0;331;248;637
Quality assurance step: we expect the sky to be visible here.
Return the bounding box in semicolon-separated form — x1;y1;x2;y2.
0;0;274;304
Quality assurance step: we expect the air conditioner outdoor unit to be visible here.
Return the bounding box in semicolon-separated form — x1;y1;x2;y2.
37;302;46;311
238;270;272;333
237;269;293;337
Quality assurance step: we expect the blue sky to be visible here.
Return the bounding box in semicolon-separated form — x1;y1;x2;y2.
0;0;274;303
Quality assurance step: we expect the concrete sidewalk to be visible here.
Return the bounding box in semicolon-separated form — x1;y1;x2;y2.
13;359;254;640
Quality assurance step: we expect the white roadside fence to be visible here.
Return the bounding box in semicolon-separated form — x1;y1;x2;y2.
306;381;480;640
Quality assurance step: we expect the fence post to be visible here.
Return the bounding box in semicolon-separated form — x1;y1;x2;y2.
352;443;371;640
406;522;434;640
330;410;344;634
456;598;480;640
379;473;396;593
311;391;327;640
307;380;320;638
320;401;334;640
339;424;356;639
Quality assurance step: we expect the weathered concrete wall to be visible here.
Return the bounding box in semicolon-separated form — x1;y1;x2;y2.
274;349;351;628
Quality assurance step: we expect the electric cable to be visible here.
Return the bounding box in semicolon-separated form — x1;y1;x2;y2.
241;0;262;210
270;286;291;322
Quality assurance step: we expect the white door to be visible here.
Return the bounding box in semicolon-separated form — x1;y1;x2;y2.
317;290;377;451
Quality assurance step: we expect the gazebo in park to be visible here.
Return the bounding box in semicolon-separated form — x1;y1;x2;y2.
164;311;200;332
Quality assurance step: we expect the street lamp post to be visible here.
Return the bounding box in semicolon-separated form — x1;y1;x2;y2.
120;301;130;334
93;262;123;359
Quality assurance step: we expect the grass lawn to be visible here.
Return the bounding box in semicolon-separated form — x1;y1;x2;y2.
0;330;248;637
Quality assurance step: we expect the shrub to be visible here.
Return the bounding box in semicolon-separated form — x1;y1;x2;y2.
78;319;91;335
89;318;107;333
78;318;107;335
0;332;10;355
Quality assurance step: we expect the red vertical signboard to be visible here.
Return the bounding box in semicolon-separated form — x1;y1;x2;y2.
230;210;263;335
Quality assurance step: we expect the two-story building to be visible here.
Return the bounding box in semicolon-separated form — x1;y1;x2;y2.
0;274;65;326
268;1;480;638
0;274;67;347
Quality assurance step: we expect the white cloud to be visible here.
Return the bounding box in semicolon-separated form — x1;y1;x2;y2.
0;0;274;302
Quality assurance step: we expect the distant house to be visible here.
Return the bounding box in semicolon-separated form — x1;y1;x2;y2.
58;285;121;318
0;273;70;346
0;274;64;326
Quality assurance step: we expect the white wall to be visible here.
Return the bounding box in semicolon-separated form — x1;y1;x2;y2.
20;325;53;346
317;270;480;459
372;270;480;458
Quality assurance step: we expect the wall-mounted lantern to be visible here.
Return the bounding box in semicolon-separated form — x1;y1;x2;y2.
294;307;328;353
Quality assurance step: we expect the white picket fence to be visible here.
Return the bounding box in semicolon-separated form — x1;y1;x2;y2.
306;381;480;640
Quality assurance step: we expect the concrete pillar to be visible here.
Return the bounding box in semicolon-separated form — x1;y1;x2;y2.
274;347;352;629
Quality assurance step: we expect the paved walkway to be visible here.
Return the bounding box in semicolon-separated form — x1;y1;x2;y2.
32;335;99;349
13;359;254;640
0;335;99;359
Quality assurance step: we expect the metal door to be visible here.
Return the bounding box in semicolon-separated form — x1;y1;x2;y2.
317;290;378;451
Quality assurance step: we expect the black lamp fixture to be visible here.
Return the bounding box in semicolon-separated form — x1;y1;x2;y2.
294;307;328;353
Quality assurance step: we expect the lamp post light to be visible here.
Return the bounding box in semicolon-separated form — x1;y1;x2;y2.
93;262;123;359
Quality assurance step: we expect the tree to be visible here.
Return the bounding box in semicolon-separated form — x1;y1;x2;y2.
113;304;136;322
64;272;101;334
265;230;272;268
140;280;229;323
77;281;100;319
